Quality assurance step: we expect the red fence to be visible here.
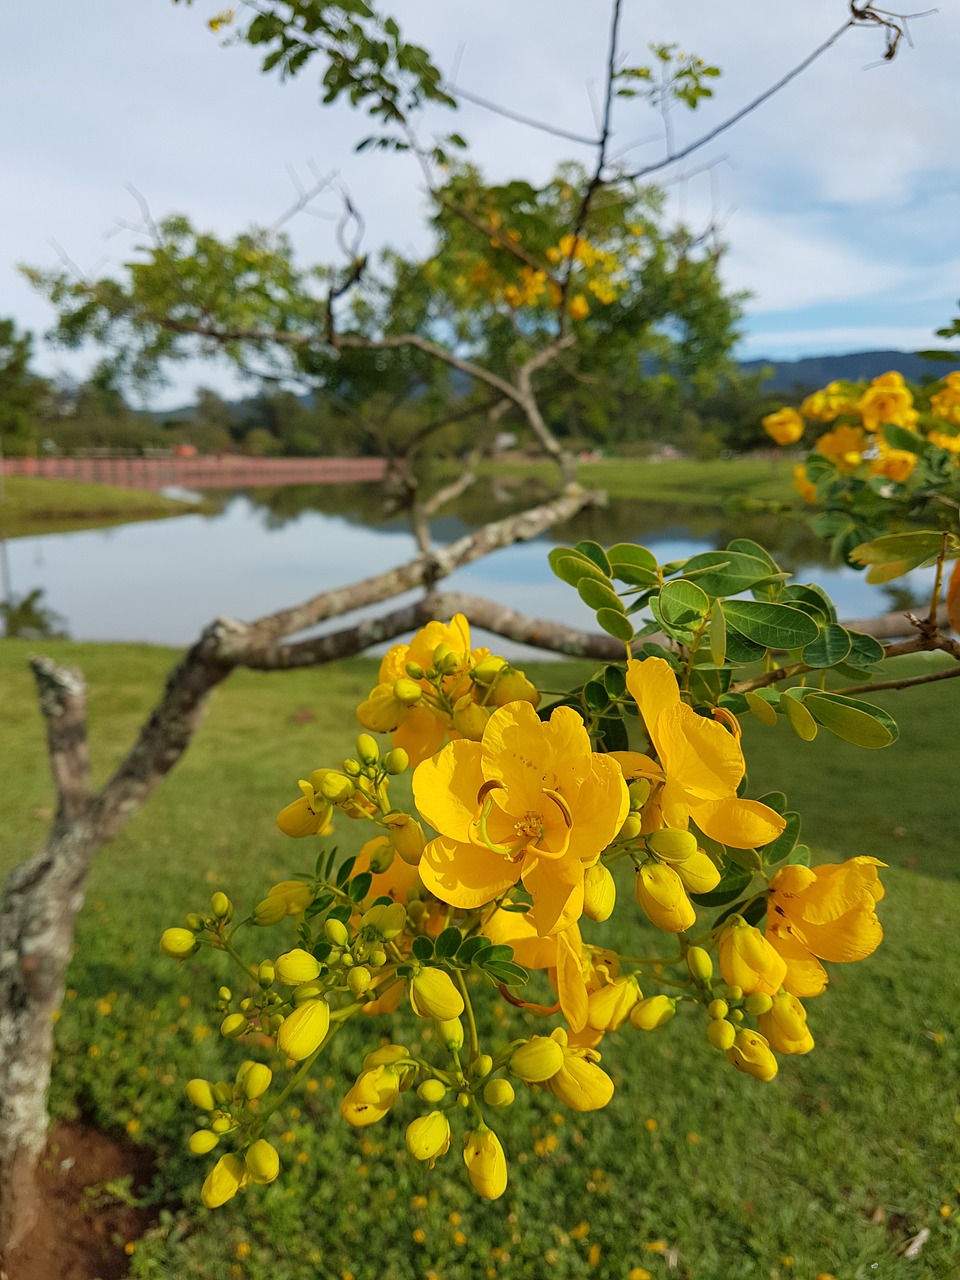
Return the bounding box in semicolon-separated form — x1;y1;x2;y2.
1;455;388;490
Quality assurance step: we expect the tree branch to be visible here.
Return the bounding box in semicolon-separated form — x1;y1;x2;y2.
28;659;91;838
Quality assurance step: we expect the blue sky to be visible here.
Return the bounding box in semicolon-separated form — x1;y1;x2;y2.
3;0;958;407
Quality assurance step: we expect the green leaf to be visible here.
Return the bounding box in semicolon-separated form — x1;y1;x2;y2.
579;578;625;613
485;961;528;986
744;690;778;726
802;623;852;669
690;859;754;907
548;549;611;588
844;630;885;669
779;584;833;623
457;937;491;964
596;714;629;753
434;927;461;959
723;628;766;666
781;690;819;741
788;844;811;867
756;791;787;815
723;600;820;650
335;855;357;888
761;811;801;864
348;871;372;902
709;604;727;666
411;936;434;961
849;530;947;574
596;608;635;641
607;543;658;574
583;680;609;714
680;550;780;597
574;541;612;576
804;692;899;749
659;578;710;627
602;665;627;699
726;538;780;573
881;423;928;454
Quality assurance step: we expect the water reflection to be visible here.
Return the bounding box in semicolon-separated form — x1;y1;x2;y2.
2;483;933;655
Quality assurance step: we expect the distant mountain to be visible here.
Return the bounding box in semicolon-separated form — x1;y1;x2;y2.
739;349;960;392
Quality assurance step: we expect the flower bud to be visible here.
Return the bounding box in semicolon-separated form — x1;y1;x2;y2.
275;948;321;987
210;891;232;920
324;918;349;947
385;813;426;866
509;1036;564;1084
406;1111;452;1165
726;1028;778;1081
383;748;409;775
244;1139;280;1184
276;998;330;1061
363;1044;410;1070
200;1153;249;1209
253;880;313;925
188;1129;220;1155
635;863;696;933
483;1078;516;1108
686;946;714;985
452;694;489;742
706;1018;737;1051
409;968;464;1021
491;667;540;708
185;913;205;932
342;758;362;777
646;828;699;863
213;1082;233;1105
546;1050;615;1112
471;656;507;685
617;813;643;842
418;1079;447;1105
238;1062;273;1101
347;966;372;996
759;993;814;1055
186;1078;217;1111
340;1064;402;1127
718;919;787;997
707;999;729;1020
675;850;721;895
393;677;424;707
319;772;355;805
587;977;641;1033
463;1127;508;1200
356;733;380;765
220;1013;247;1039
582;862;616;923
211;1116;232;1135
629;995;676;1031
437;1017;464;1050
160;927;198;960
360;902;407;940
257;960;275;988
628;778;651;810
744;992;773;1016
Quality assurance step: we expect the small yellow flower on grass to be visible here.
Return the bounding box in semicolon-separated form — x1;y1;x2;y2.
643;1239;668;1252
412;1227;426;1244
570;1221;590;1239
628;1269;652;1280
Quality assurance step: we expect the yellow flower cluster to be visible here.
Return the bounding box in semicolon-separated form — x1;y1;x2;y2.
761;370;960;497
162;592;887;1205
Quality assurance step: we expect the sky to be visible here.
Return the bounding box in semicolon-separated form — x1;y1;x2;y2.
2;0;959;407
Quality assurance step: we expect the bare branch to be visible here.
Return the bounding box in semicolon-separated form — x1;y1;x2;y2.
830;665;960;697
441;80;600;147
429;592;625;660
28;659;91;838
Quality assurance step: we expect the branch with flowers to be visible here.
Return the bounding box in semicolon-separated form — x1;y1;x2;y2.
161;530;909;1207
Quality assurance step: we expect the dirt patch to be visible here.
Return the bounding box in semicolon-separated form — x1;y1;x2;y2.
4;1122;157;1280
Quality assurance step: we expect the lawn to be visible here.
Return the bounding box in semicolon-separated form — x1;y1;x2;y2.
1;639;957;1280
0;476;213;538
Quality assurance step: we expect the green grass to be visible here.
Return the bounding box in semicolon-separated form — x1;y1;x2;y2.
1;640;958;1280
0;476;212;538
468;456;797;507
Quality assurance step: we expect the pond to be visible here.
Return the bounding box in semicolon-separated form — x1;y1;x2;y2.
0;481;932;657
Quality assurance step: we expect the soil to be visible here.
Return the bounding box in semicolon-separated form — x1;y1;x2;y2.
3;1123;158;1280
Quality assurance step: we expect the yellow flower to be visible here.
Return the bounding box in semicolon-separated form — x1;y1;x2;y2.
340;1063;404;1127
629;995;676;1030
870;446;916;483
793;463;818;504
276;774;335;839
245;1139;280;1184
759;992;814;1055
406;1112;452;1166
510;1035;565;1083
274;948;321;986
414;702;628;936
814;423;867;471
582;862;616;922
277;998;330;1061
928;428;960;454
725;1028;778;1081
857;371;918;433
352;836;421;905
762;407;805;446
252;879;314;924
463;1126;508;1199
545;1043;615;1112
930;371;960;425
718;918;787;996
635;862;695;933
483;907;590;1031
766;857;885;997
615;658;785;849
569;294;590;321
201;1153;250;1209
586;977;641;1033
800;381;860;422
409;968;464;1021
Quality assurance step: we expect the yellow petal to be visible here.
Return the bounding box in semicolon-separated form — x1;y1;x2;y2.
413;739;484;842
765;923;828;998
378;642;410;684
625;657;679;750
795;903;883;964
521;854;584;936
656;702;744;801
689;797;786;850
419;836;519;910
555;925;588;1032
608;750;665;783
276;795;325;838
483;908;558;970
392;704;448;768
566;755;630;864
481;702;591;815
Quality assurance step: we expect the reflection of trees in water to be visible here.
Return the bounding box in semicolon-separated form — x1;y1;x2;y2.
233;479;840;572
0;587;69;639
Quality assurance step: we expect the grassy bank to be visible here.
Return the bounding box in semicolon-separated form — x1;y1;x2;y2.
470;455;797;506
0;476;213;538
1;640;957;1280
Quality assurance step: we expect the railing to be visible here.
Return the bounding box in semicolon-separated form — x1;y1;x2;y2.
1;455;388;489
